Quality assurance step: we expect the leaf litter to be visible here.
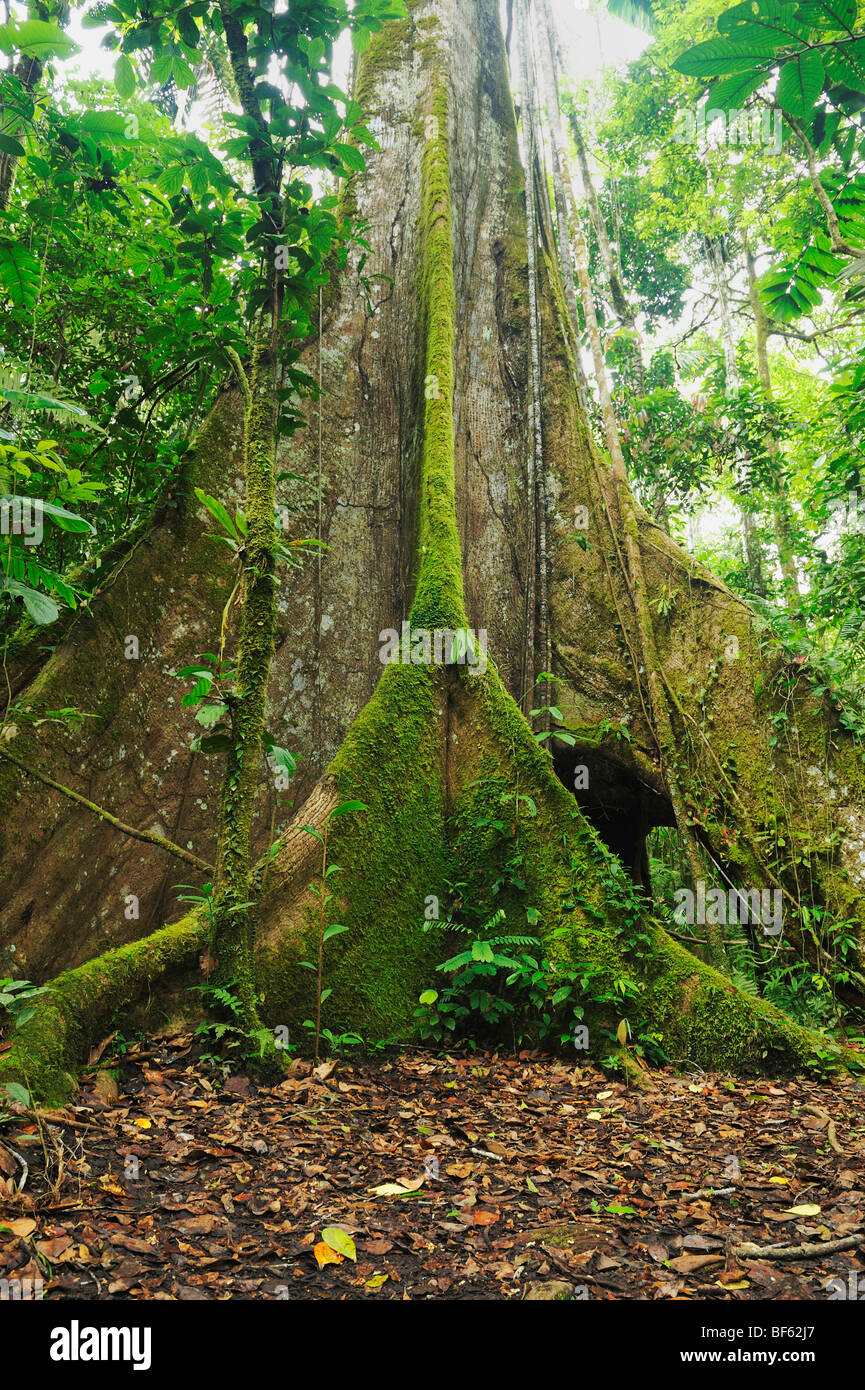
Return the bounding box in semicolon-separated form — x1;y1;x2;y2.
1;1037;863;1300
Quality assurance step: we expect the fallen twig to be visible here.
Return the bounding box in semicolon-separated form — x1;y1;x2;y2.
732;1233;863;1260
801;1103;844;1156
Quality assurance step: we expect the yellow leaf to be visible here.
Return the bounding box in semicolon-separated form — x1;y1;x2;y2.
717;1279;750;1290
783;1203;821;1217
98;1177;125;1196
133;1118;151;1130
597;1090;613;1101
769;1176;790;1185
616;1020;629;1046
586;1110;603;1120
187;1100;208;1109
314;1240;344;1269
365;1273;388;1288
369;1181;422;1196
526;1177;539;1194
322;1227;356;1262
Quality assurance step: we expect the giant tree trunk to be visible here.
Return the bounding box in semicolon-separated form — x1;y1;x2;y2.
1;0;864;1099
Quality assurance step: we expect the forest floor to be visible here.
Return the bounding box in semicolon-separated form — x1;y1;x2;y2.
1;1038;864;1302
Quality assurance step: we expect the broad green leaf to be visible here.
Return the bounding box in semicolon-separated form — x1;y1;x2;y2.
114;53;136;99
824;36;865;92
322;923;349;943
329;799;368;817
0;240;40;312
195;703;227;726
1;1081;30;1107
191;733;234;753
776;50;825;115
3;579;60;625
0;389;89;417
78;111;140;144
172;56;197;90
322;1228;357;1262
0;20;79;60
333;142;365;171
795;0;858;28
708;67;769;110
39;500;93;533
673;37;781;78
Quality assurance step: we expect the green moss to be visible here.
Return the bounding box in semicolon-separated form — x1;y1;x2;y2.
0;913;204;1105
256;661;448;1038
353;18;413;112
410;81;466;633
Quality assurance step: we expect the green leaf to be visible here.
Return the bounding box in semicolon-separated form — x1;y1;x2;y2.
0;240;40;312
824;36;865;92
172;56;197;90
419;989;438;1005
3;579;59;625
1;1081;30;1107
0;134;25;157
708;67;768;111
673;37;781;78
0;19;80;60
0;389;89;417
190;733;234;753
795;0;858;28
329;799;368;818
114;53;136;99
195;703;227;726
333;142;365;172
39;500;93;533
195;488;239;539
322;923;349;943
776;50;825;115
321;1227;356;1261
78;111;140;145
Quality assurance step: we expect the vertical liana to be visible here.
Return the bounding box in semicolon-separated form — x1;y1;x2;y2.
410;78;468;634
515;0;551;722
210;338;279;1034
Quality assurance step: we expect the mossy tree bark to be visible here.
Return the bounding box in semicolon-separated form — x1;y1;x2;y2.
1;0;865;1098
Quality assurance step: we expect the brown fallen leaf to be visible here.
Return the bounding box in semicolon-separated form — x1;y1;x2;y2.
2;1217;36;1238
35;1236;73;1260
177;1215;219;1236
113;1234;156;1257
667;1253;724;1274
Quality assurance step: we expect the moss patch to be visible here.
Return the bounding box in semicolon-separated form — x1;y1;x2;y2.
0;913;204;1105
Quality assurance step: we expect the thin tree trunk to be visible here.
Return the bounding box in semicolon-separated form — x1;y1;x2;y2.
706;236;767;598
744;238;802;610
